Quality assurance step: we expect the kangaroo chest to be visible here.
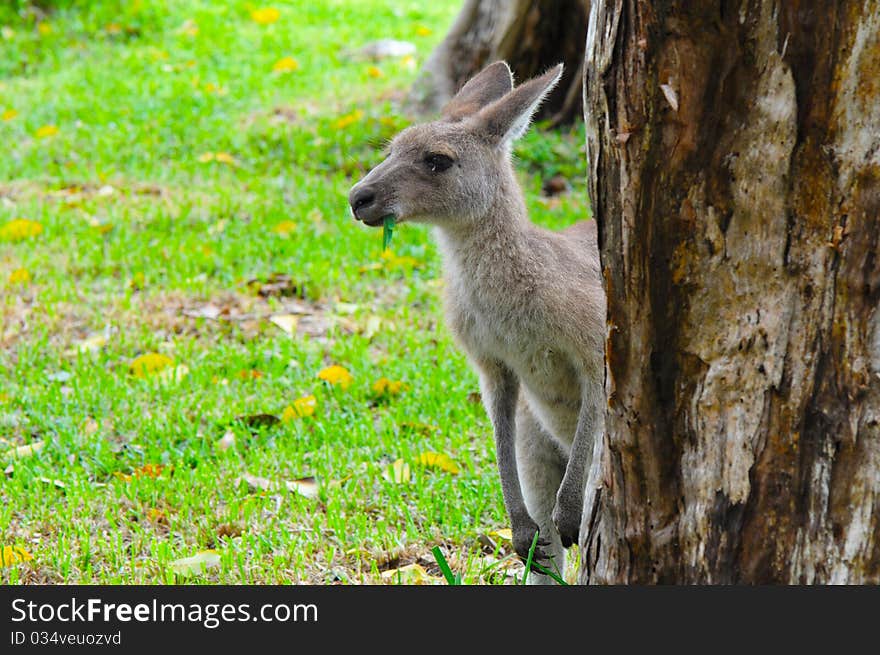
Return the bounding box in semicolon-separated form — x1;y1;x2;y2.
449;290;582;446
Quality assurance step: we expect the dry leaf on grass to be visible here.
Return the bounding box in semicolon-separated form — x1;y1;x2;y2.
0;545;33;567
3;441;44;460
269;313;298;336
417;452;460;475
380;563;435;584
170;550;220;577
382;459;411;484
239;472;319;499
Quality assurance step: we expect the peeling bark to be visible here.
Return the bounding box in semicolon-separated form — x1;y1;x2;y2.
410;0;590;125
580;0;880;584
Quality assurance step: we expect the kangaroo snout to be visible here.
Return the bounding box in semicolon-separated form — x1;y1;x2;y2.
348;183;389;227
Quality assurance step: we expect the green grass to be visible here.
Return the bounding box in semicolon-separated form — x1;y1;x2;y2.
0;0;588;584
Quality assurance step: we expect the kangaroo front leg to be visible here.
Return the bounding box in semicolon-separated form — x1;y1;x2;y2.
478;360;548;565
553;385;602;548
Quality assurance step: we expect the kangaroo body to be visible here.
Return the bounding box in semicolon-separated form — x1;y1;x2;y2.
349;62;605;583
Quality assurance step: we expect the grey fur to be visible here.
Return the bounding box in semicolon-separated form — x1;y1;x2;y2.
349;62;605;584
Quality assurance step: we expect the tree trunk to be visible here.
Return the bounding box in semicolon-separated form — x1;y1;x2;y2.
411;0;590;125
580;0;880;584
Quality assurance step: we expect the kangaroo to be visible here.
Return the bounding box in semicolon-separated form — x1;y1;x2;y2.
349;62;605;583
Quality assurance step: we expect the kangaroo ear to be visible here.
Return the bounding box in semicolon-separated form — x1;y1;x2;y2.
475;64;563;145
442;61;514;121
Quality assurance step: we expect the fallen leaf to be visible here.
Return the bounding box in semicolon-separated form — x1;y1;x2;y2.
371;377;408;396
182;304;222;320
332;109;364;130
417;452;460;475
214;152;237;165
4;441;44;460
251;7;280;24
383;458;411;484
490;528;513;541
8;268;30;285
35;124;59;138
82;416;100;435
281;395;316;420
1;218;43;241
272;56;299;73
381;563;431;584
286;476;318;499
270;314;299;336
246;273;301;297
0;546;33;567
317;365;353;389
170;550;221;577
146;508;168;524
216;430;236;451
240;472;318;498
130;353;174;377
37;477;65;490
272;220;297;236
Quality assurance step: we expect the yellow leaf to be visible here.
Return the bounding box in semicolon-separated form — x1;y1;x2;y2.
130;353;174;377
170;550;221;577
282;395;316;421
418;451;461;475
251;7;281;24
3;441;44;463
146;508;167;523
272;220;297;236
35;124;59;138
272;56;300;73
415;26;432;36
198;152;215;162
214;152;237;165
317;365;353;389
37;22;52;36
1;109;17;121
332;109;364;130
0;546;33;567
367;66;383;78
270;313;299;336
383;458;411;484
490;528;513;541
371;377;408;396
8;268;30;285
381;249;419;269
381;562;432;584
104;23;123;35
1;218;43;241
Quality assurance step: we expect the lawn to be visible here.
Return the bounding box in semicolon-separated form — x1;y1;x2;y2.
0;0;588;584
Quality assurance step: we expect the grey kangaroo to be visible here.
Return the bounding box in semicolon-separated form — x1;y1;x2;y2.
349;62;605;583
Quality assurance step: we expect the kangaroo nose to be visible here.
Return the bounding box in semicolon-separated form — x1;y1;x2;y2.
349;186;376;219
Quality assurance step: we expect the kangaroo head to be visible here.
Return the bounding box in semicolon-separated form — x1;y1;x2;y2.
349;61;563;229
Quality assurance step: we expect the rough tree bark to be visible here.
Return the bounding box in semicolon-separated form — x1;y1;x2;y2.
579;1;880;583
411;0;590;125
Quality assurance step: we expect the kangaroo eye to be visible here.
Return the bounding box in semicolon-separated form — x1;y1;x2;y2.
424;153;454;173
